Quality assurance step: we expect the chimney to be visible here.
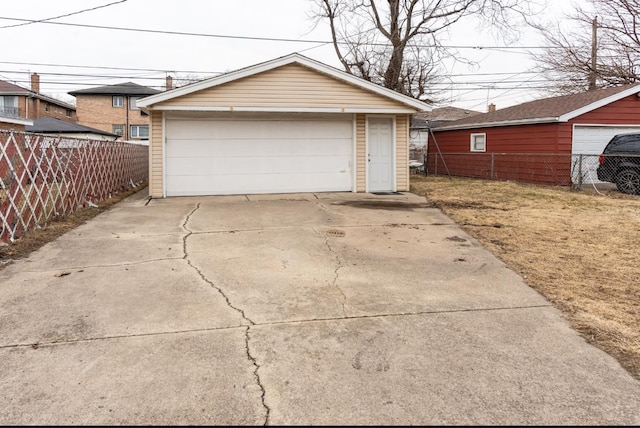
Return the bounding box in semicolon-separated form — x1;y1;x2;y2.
31;73;40;93
165;75;173;91
488;103;496;113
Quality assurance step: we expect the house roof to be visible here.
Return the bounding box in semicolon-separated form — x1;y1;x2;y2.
0;79;76;110
434;83;640;131
26;117;117;137
0;80;30;94
137;53;431;113
69;82;161;96
411;106;482;129
419;106;482;122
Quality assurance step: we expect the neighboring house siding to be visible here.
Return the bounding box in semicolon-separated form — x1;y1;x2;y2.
431;123;573;185
433;123;572;153
356;114;366;192
158;63;409;110
570;95;640;125
75;95;150;140
28;98;76;122
0;121;26;131
149;111;163;197
5;95;76;122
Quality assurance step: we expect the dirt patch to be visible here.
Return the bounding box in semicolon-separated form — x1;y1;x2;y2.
410;174;640;381
0;184;147;269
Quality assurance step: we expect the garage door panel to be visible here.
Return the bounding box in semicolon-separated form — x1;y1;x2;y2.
165;115;353;196
166;138;352;158
573;125;640;154
166;154;351;176
166;119;353;140
166;171;351;196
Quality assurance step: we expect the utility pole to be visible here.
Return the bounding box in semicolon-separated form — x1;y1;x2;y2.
589;16;598;90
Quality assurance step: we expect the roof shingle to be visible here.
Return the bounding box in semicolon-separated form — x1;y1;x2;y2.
68;82;161;96
435;84;640;130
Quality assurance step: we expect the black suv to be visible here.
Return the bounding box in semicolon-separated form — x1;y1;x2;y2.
596;132;640;194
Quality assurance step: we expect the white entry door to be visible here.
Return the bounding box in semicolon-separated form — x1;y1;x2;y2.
367;117;394;192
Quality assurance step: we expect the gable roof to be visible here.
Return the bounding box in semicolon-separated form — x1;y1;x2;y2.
0;79;76;110
69;82;161;97
137;53;431;112
26;117;117;137
434;83;640;131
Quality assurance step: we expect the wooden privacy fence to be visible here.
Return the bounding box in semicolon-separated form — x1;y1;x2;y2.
0;130;148;243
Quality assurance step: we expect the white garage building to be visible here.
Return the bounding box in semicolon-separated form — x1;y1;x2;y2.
137;54;431;197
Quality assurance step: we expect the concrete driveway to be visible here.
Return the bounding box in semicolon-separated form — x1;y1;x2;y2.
1;190;639;425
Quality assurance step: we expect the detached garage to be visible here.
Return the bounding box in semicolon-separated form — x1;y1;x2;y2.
430;83;640;185
137;53;430;197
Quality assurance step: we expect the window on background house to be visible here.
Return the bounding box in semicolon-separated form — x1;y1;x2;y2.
129;96;142;110
130;124;149;139
44;103;50;112
0;95;19;116
470;133;486;152
112;124;124;136
112;96;124;107
66;109;72;117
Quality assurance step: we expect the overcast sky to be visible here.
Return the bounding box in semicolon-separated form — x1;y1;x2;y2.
1;0;584;112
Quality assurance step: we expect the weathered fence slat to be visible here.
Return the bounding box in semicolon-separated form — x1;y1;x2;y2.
0;130;148;243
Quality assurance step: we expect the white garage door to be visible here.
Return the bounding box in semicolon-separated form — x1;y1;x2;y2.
572;125;640;184
572;125;640;154
165;114;353;196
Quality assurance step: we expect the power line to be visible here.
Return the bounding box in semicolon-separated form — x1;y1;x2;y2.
0;60;221;75
0;16;556;50
0;62;543;81
0;0;128;29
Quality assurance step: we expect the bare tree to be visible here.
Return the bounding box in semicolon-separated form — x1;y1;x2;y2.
534;0;640;95
310;0;541;102
173;72;212;89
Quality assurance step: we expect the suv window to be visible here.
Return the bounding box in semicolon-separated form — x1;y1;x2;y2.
605;133;640;152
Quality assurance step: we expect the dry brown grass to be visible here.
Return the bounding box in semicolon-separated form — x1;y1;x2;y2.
0;184;147;266
410;174;640;380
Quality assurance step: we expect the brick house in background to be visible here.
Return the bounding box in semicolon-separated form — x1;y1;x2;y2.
0;114;32;131
0;73;77;123
69;82;161;141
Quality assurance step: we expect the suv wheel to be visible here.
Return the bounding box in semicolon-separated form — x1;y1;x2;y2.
615;169;640;194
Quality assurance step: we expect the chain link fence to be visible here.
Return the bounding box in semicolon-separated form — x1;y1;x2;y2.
414;151;640;194
0;130;148;243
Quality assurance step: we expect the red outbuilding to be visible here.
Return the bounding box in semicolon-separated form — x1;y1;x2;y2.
428;84;640;186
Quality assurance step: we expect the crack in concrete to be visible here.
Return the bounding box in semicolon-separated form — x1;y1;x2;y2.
4;303;553;351
247;303;555;327
181;203;270;424
14;257;186;273
2;325;248;350
314;227;348;318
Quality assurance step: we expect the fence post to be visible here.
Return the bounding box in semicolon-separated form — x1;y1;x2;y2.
490;153;495;180
435;154;438;175
423;152;427;176
577;154;583;190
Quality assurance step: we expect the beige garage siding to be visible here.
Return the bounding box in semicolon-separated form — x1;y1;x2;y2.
157;63;410;111
355;114;366;192
396;114;409;191
149;111;163;197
